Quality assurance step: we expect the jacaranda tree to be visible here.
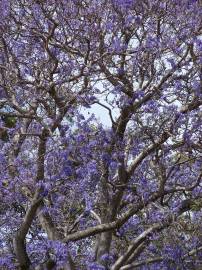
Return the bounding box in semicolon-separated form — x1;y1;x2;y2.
0;0;202;269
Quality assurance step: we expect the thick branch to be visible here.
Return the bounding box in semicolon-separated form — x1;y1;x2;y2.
120;246;202;270
13;191;42;270
111;224;161;270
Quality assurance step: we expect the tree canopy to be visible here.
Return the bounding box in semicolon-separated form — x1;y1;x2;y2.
0;0;202;269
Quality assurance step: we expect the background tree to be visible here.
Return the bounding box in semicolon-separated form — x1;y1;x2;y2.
0;0;202;269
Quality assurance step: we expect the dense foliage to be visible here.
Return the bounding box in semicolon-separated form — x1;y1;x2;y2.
0;0;202;269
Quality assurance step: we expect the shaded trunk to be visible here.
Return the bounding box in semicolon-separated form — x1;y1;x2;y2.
13;233;31;270
96;231;113;265
95;178;127;266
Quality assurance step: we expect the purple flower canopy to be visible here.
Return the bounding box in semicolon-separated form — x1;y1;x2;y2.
0;0;201;269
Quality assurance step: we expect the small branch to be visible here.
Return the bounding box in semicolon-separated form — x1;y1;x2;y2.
0;111;38;119
120;257;163;270
95;101;115;126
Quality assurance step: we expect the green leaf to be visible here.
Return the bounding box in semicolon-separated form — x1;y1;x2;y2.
2;116;17;128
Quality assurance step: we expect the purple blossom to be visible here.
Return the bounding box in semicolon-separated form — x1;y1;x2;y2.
167;58;176;69
0;1;201;269
88;262;105;270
